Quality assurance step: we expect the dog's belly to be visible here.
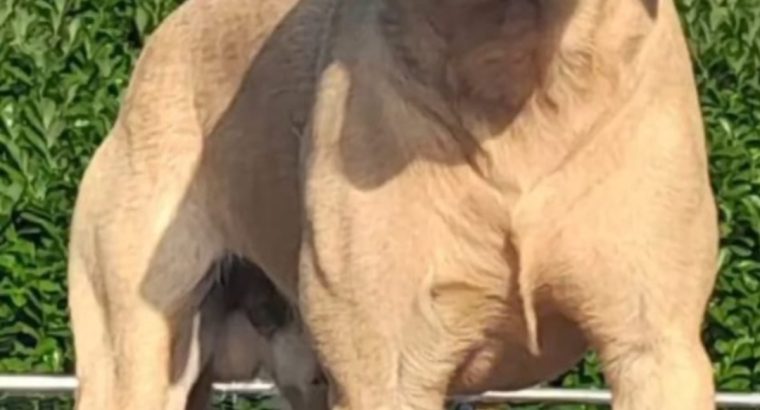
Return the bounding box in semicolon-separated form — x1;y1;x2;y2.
450;310;588;393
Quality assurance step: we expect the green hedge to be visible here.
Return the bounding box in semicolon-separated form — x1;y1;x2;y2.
680;0;760;393
0;0;758;408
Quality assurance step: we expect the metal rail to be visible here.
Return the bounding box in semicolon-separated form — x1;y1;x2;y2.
1;375;759;408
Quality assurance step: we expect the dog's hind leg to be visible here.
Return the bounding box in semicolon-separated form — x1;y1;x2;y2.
68;251;115;410
598;332;714;410
69;250;196;410
103;255;222;410
68;193;226;410
114;231;226;410
536;193;719;410
583;244;717;410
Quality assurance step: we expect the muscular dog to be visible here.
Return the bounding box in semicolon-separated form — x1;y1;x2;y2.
299;0;718;409
66;0;328;408
68;0;719;409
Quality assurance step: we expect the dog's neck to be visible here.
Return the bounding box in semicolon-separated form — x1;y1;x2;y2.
378;0;660;134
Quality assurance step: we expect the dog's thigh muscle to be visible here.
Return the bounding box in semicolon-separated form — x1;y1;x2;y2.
69;171;225;410
520;186;718;410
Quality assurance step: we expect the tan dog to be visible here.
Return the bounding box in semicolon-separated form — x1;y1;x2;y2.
68;0;718;409
298;0;718;409
66;0;328;408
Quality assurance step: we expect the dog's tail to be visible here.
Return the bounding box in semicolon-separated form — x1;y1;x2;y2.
518;251;541;357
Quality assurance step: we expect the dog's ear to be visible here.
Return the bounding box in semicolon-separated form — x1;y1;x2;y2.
640;0;658;18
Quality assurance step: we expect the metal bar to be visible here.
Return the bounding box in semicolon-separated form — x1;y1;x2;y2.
0;375;278;396
1;375;760;407
0;375;77;395
451;389;612;405
211;380;277;395
454;389;760;407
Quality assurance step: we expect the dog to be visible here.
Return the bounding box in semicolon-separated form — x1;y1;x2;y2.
68;0;719;409
298;0;719;409
66;0;328;408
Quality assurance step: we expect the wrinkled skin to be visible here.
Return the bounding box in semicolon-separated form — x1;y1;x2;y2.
68;0;719;409
300;0;718;409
